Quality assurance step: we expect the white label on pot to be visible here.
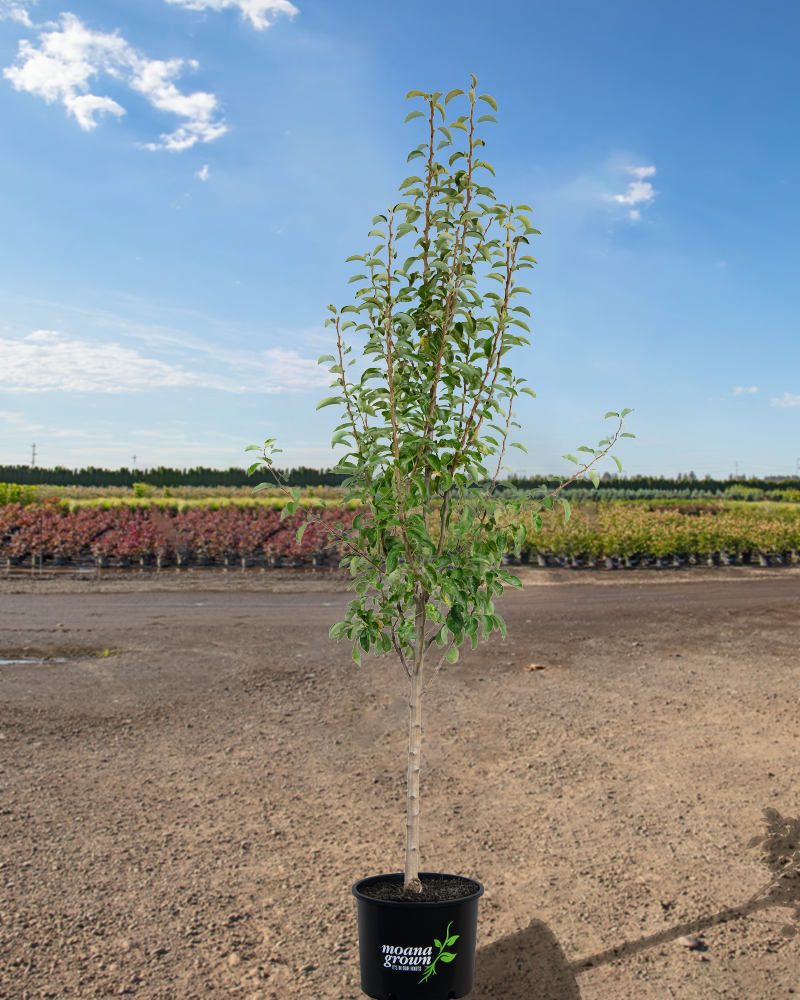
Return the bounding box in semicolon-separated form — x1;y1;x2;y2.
380;920;460;981
381;944;432;971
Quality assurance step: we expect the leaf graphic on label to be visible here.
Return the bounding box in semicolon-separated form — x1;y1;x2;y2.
433;939;441;948
439;952;457;962
446;934;459;945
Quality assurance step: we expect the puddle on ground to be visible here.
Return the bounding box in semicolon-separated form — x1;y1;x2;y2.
0;658;68;665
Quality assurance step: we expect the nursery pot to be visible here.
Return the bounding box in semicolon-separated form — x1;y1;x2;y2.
352;872;483;1000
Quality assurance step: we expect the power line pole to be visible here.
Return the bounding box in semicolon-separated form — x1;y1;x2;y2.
31;444;36;468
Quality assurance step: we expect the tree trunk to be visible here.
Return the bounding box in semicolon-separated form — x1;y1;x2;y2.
404;593;426;893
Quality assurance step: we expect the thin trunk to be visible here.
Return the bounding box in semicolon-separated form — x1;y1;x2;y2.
404;592;426;893
569;895;780;975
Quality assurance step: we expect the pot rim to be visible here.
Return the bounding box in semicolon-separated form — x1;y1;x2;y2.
352;871;484;908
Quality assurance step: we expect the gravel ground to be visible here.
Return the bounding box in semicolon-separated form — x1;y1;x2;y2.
1;566;799;1000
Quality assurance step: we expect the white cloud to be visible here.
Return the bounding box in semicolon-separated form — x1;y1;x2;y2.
0;0;35;25
251;346;327;391
164;0;298;31
772;392;800;409
733;386;758;395
2;13;227;150
606;165;657;221
196;163;209;180
0;331;327;393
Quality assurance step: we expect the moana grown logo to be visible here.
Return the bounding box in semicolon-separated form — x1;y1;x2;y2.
381;921;459;983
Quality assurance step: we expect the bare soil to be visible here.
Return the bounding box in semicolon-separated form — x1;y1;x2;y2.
1;565;799;1000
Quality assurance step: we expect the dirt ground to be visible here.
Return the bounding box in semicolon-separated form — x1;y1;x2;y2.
1;565;799;1000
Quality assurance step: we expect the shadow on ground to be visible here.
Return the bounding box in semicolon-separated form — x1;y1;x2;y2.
472;920;581;999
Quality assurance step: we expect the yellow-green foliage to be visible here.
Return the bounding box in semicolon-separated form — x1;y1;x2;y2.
57;496;363;514
521;501;800;556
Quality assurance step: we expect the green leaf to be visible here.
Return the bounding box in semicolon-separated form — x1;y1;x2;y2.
474;160;495;176
399;175;423;189
620;432;636;438
519;387;536;397
576;446;594;453
588;469;600;488
476;114;498;124
433;939;442;949
395;223;417;237
478;94;497;111
404;110;425;122
561;497;571;523
510;442;528;453
345;254;365;262
247;462;262;476
347;274;367;283
621;407;634;417
351;644;361;664
612;454;623;473
437;126;453;143
439;952;457;963
316;396;343;410
562;453;580;465
244;444;261;452
296;523;308;543
446;646;459;664
444;88;465;105
407;149;425;162
405;90;426;99
604;411;619;419
367;229;386;238
446;933;460;946
317;354;336;363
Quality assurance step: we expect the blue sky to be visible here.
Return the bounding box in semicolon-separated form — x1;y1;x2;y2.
1;0;798;479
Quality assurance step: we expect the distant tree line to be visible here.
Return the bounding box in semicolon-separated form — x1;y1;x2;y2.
0;465;349;488
1;465;799;494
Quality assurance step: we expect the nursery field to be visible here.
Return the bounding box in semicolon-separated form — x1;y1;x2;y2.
1;570;798;1000
3;499;800;570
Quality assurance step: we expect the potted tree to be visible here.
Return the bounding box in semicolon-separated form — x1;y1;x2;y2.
248;79;633;999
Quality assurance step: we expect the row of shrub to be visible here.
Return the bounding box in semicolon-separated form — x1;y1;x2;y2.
2;501;800;568
515;503;800;559
0;504;356;567
4;479;800;507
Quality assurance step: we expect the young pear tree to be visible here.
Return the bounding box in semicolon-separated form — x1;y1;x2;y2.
248;77;633;894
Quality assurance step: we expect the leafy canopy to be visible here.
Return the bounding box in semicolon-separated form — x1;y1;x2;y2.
248;77;632;675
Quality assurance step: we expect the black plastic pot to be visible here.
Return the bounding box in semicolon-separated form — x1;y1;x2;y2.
352;873;484;1000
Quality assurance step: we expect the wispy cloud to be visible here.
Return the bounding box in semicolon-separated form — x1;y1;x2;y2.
2;13;227;150
606;165;657;221
0;0;35;25
733;386;758;396
164;0;299;31
0;331;327;393
196;163;210;180
772;392;800;409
